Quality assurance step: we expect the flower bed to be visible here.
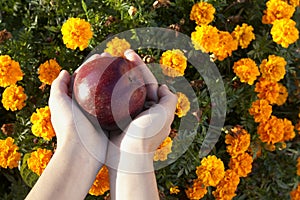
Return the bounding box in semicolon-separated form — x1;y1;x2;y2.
0;0;299;199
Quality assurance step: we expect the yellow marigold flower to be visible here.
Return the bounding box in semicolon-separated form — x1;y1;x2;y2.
212;169;240;200
255;78;280;104
262;0;295;24
196;155;225;187
104;37;131;57
225;126;251;158
185;179;207;200
0;55;23;88
229;152;253;177
260;55;286;82
170;186;180;194
1;84;27;111
275;83;288;106
190;2;215;26
27;148;53;176
282;118;295;142
249;99;272;123
30;106;55;141
0;137;21;169
159;49;187;77
233;58;260;85
257;115;285;144
153;136;173;161
271;18;299;48
61;17;93;51
38;59;61;85
290;183;300;200
89;165;110;196
213;31;238;61
175;92;190;118
297;157;300;176
191;25;219;53
231;23;255;49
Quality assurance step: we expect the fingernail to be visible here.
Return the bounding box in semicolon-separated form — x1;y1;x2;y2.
124;49;134;56
161;84;168;89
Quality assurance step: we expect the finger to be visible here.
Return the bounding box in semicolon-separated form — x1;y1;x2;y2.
49;70;73;122
124;49;159;102
157;84;178;122
100;52;112;57
50;70;71;98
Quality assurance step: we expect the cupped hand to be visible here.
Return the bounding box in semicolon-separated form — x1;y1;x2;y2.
105;49;178;173
49;61;108;164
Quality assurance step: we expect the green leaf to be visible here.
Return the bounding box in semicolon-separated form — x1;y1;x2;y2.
81;0;88;15
44;25;60;33
20;153;39;188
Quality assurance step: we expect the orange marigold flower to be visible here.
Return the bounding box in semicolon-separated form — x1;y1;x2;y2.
190;2;215;26
185;179;207;200
153;136;173;161
1;84;27;111
30;106;55;141
170;186;180;194
89;165;110;196
191;25;219;53
231;23;255;49
27;148;53;176
0;137;21;169
104;37;131;57
290;183;300;200
196;155;225;187
257;115;285;144
255;78;280;104
229;152;253;177
297;157;300;176
0;55;23;88
233;58;260;85
262;0;295;24
282;118;295;142
38;59;61;85
260;55;286;82
225;126;251;158
275;83;288;106
175;92;190;118
213;31;238;61
271;18;299;48
61;17;93;51
159;49;187;77
212;169;240;200
249;99;272;123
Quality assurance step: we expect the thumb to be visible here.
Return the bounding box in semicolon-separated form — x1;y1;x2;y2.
124;49;159;102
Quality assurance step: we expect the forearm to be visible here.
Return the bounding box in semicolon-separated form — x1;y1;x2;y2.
25;141;102;200
109;169;159;200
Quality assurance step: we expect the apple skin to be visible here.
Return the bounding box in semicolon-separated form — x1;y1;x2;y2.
73;56;147;131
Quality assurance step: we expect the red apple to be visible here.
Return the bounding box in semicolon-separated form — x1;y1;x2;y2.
73;56;147;131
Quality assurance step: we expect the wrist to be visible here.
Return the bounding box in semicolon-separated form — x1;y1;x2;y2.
106;142;155;173
56;129;108;164
55;133;103;168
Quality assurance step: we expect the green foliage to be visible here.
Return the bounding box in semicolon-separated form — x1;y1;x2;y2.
0;0;299;199
20;153;39;188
